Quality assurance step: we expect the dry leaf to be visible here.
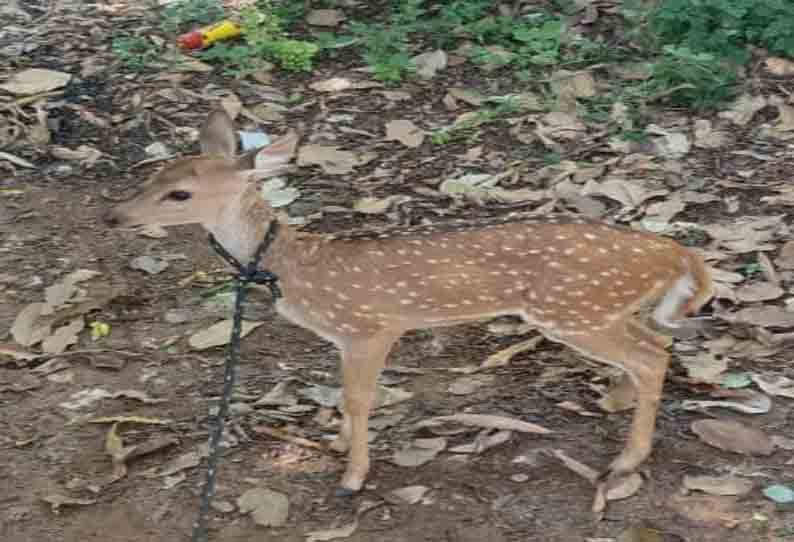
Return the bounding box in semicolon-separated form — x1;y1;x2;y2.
702;215;783;254
42;269;102;315
537;112;587;143
557;401;600;417
129;255;169;275
723;306;794;328
310;77;353;92
668;494;741;527
112;389;168;404
42;494;96;514
391;437;447;467
644;195;686;226
59;388;113;410
448;374;495;395
773;104;794;132
772;435;794;451
88;415;172;425
297;145;376;175
306;520;359;542
682;475;753;496
693;119;730;148
596;373;636;412
553;70;597;99
448;429;511;454
390;485;430;504
604;473;644;502
680;352;728;383
718;94;767;126
615;526;663;542
0;343;38;362
0;151;36;168
776;241;794;269
353;195;406;214
647;125;691;159
42;317;85;354
736;282;784;303
439;172;545;205
481;336;543;368
156;451;200;477
10;302;50;347
237;488;289;527
582;178;668;208
766;57;794;76
691;419;774;456
412;50;447;79
50;145;103;166
448;88;483;106
306;8;345;27
416;413;551;434
751;374;794;399
188;320;264;350
385;119;425;147
0;68;71;95
681;389;772;415
374;385;414;409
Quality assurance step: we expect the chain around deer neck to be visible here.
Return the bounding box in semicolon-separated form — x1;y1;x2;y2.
191;220;281;542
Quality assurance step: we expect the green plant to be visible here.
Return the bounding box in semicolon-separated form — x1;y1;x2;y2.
741;262;762;277
649;45;738;108
431;98;520;144
621;0;794;109
161;0;225;33
267;39;320;71
464;15;565;71
198;43;259;76
112;36;163;71
270;0;307;28
649;0;794;63
197;1;319;74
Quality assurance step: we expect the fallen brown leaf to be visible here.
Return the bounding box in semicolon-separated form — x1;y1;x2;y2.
691;418;774;456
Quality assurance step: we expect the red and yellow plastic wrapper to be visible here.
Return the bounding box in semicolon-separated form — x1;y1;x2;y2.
177;20;242;50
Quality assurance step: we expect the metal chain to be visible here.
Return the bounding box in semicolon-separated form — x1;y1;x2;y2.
191;221;281;542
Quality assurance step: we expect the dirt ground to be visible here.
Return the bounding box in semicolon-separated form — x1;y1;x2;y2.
2;1;794;541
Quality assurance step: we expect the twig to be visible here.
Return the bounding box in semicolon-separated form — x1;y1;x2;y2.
253;425;327;451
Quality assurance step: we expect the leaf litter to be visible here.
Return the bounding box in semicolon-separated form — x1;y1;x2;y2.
6;0;794;537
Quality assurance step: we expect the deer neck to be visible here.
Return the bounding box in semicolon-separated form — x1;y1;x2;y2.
203;183;285;265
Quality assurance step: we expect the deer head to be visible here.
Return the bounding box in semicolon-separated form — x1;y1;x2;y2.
104;109;297;231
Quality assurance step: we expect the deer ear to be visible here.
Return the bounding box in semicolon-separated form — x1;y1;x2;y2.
200;109;237;158
236;130;299;172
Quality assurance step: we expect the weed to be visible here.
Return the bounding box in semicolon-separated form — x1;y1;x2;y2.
350;0;424;83
112;36;163;71
543;152;562;165
621;0;794;109
741;262;762;277
431;98;520;145
619;129;649;143
649;45;738;108
649;0;794;62
161;0;225;33
266;39;320;72
196;0;319;75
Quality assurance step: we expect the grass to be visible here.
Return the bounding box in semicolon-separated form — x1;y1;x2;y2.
112;36;164;72
115;0;793;114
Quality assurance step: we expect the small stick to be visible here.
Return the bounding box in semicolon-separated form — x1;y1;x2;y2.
254;425;327;451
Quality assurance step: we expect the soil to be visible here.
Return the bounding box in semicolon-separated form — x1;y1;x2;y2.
1;2;793;542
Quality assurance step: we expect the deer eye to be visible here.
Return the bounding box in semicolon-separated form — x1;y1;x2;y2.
165;190;192;202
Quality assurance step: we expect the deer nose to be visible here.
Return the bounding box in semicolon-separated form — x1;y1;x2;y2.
103;211;120;227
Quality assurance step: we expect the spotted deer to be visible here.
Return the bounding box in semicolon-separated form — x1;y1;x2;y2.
105;110;714;504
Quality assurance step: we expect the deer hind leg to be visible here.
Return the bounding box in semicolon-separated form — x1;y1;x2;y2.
551;320;671;480
333;332;400;495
